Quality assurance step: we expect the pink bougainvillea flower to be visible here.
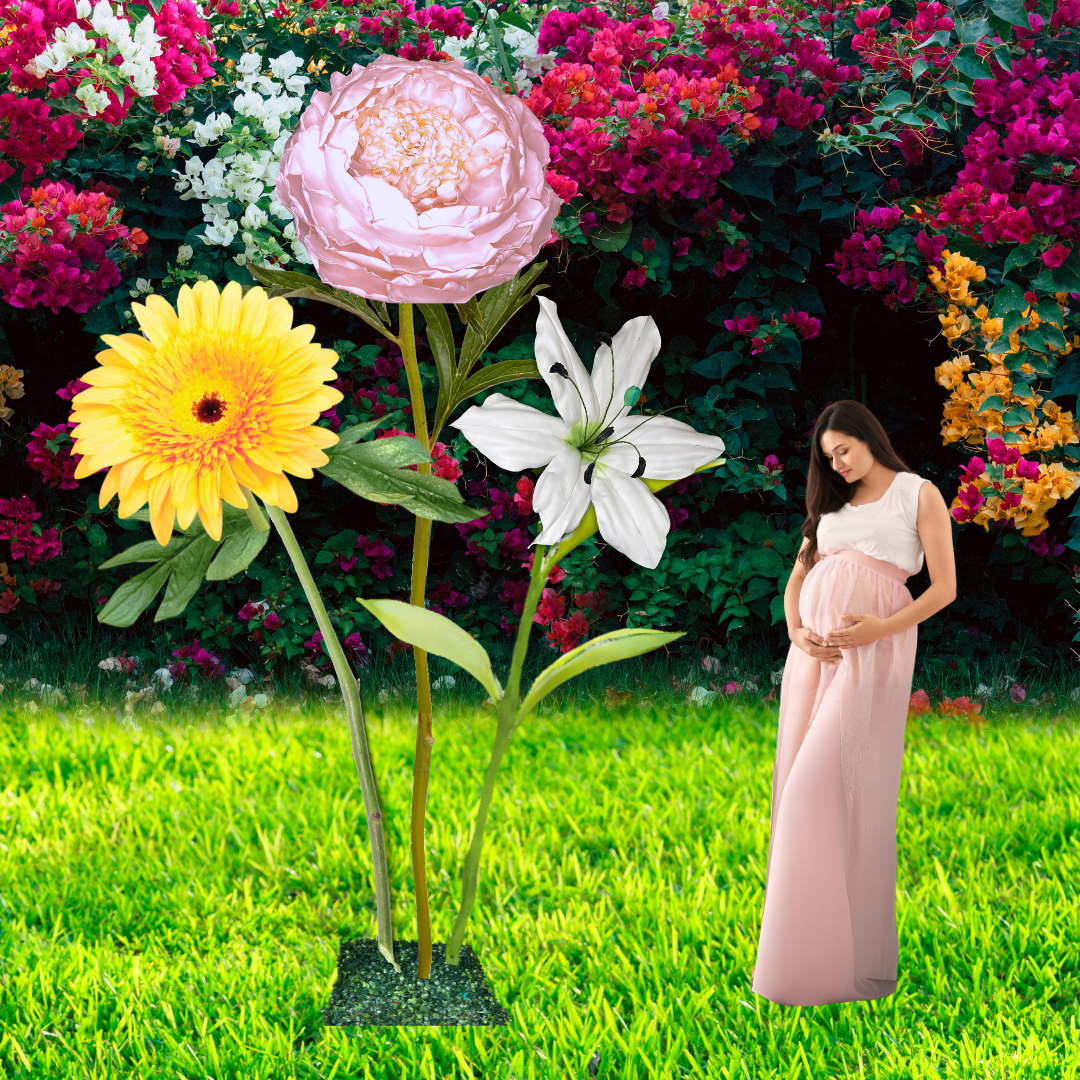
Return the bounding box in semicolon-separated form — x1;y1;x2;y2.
275;55;562;304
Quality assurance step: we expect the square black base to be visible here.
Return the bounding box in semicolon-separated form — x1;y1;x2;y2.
322;939;511;1027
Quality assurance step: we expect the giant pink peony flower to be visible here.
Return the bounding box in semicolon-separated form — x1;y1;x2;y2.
275;55;563;304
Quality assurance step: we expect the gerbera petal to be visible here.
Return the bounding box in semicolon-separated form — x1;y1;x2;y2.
602;415;726;479
589;314;661;428
533;445;591;545
217;280;243;335
591;466;671;569
219;462;248;509
451;394;569;469
98;464;122;507
239;285;269;337
534;296;599;427
176;284;197;329
132;296;179;347
273;474;299;513
197;470;223;540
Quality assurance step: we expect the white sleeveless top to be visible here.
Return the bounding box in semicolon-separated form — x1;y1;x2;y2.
816;470;933;576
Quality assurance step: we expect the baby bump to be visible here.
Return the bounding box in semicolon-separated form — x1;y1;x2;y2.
799;555;911;636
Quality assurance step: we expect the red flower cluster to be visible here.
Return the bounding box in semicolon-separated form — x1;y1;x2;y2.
0;180;147;312
427;577;469;615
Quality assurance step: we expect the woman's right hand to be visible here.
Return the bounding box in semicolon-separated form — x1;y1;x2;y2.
790;626;843;664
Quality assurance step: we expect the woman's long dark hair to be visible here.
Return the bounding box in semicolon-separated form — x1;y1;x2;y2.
798;400;915;571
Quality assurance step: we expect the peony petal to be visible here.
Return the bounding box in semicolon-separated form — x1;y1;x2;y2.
601;415;726;479
589;314;661;429
533;445;591;545
534;296;598;427
591;466;671;569
451;394;569;469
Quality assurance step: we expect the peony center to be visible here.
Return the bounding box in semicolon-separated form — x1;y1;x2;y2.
352;101;495;210
192;392;228;425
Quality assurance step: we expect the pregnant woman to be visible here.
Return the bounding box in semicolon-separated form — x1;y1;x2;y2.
751;400;957;1007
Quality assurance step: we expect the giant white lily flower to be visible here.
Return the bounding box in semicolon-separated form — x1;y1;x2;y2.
451;297;726;568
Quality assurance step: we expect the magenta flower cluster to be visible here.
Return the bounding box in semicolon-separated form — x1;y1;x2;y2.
170;639;226;679
0;0;215;184
0;180;147;313
0;494;62;565
952;438;1042;525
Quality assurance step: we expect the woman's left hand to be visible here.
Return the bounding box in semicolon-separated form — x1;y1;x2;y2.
822;613;888;649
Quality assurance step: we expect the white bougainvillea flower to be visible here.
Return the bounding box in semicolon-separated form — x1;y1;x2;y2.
451;297;725;568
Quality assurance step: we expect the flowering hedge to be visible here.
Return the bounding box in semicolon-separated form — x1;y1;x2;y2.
2;0;1080;673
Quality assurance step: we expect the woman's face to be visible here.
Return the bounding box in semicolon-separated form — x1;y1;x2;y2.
819;429;872;484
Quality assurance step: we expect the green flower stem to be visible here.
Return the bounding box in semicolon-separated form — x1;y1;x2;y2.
263;500;399;973
241;487;270;533
397;301;438;981
444;545;549;966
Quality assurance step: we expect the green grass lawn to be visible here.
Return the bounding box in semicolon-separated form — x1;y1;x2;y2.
1;697;1078;1079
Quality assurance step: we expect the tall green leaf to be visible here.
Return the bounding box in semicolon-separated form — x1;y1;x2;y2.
358;599;502;700
519;628;684;717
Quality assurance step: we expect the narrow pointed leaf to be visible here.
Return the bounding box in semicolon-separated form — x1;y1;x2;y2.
155;533;222;620
358;599;502;699
451;358;541;409
97;561;176;627
206;516;271;581
519;628;684;717
457;264;550;375
98;536;188;569
246;265;393;336
335;415;390;449
418;302;458;423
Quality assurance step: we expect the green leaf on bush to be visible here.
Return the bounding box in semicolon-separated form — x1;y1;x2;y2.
951;45;993;80
319;436;486;524
946;85;975;106
977;395;1007;414
588;220;633;252
458;358;542;401
960;17;992;42
519;628;684;717
1003;246;1036;277
989;282;1029;317
357;599;501;699
987;0;1030;28
913;29;952;49
1001;405;1034;425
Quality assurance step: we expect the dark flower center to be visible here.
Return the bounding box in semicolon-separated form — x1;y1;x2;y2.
192;393;228;425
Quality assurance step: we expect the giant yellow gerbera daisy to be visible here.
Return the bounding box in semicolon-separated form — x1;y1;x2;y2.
70;280;343;547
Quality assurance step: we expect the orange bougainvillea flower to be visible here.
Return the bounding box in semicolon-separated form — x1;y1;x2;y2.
907;688;932;717
69;280;343;547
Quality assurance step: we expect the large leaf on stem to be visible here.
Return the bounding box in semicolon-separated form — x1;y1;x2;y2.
96;504;269;626
519;628;684;717
319;435;487;523
358;599;502;700
246;265;392;338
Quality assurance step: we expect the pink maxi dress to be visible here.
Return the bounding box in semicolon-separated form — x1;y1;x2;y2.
751;470;933;1007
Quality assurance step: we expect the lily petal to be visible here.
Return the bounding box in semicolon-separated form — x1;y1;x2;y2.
589;315;661;428
451;394;570;470
534;296;599;428
602;415;726;479
533;445;591;545
591;465;672;569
